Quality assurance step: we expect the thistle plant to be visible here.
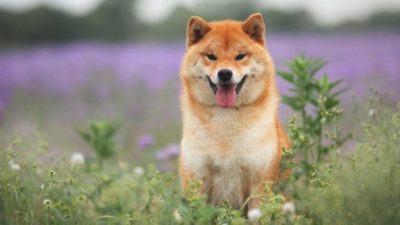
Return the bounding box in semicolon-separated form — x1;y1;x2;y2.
78;120;119;169
277;55;351;179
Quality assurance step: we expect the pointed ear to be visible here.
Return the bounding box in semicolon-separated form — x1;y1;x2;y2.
187;16;211;47
242;13;265;45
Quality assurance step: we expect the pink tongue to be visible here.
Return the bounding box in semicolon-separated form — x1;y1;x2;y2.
216;85;236;107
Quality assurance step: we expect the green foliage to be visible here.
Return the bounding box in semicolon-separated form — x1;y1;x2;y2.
0;142;178;225
0;136;304;225
0;0;139;45
278;55;351;179
299;101;400;225
78;120;119;168
178;181;219;224
0;0;399;44
3;102;397;224
136;1;316;41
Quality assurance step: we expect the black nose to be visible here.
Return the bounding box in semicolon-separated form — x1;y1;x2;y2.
218;69;233;82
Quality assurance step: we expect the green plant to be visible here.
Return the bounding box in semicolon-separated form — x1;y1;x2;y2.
1;102;398;225
78;121;119;169
299;101;400;225
277;55;351;179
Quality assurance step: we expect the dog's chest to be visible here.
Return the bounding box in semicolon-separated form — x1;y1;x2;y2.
186;143;275;208
182;112;277;175
202;153;258;208
182;117;277;207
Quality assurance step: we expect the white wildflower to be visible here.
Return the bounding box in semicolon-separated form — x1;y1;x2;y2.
247;208;262;220
10;164;21;171
174;209;182;223
70;152;85;166
134;166;144;176
41;184;45;190
43;199;52;207
282;201;296;214
369;109;376;117
9;160;21;171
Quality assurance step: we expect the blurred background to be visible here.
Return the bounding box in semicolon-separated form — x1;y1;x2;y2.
0;0;399;170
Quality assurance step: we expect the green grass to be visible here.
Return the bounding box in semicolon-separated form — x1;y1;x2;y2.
1;101;399;225
299;102;400;225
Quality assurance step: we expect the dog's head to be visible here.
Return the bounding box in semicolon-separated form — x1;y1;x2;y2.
181;13;275;108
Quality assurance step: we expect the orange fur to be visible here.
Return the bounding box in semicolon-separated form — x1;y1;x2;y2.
179;13;289;211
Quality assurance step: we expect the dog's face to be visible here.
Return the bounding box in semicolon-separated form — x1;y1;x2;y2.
181;13;275;108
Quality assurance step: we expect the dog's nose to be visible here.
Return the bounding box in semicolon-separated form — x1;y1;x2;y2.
218;69;233;82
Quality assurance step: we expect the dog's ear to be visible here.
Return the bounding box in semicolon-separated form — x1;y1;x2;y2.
242;13;265;45
187;16;211;48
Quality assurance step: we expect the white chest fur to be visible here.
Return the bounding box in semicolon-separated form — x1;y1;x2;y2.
181;107;278;207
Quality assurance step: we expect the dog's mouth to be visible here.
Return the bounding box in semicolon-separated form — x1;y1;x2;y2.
235;75;247;94
207;75;247;108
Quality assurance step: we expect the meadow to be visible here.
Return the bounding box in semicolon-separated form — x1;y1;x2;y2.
0;32;399;224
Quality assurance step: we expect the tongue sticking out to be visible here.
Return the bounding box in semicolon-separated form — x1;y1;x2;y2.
216;85;236;108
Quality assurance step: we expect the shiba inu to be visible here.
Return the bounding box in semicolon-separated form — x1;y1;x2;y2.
179;13;290;210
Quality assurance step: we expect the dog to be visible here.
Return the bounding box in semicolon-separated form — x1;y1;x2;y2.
179;13;289;211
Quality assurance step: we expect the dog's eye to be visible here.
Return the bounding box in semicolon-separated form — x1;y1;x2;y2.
206;54;217;61
235;53;246;61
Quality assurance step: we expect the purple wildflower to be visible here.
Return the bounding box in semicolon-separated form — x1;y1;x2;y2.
0;33;399;128
0;34;398;105
155;150;169;161
155;144;180;161
136;134;155;150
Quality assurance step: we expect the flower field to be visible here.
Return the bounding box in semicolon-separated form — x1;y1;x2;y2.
1;33;399;150
0;32;400;224
1;33;399;98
